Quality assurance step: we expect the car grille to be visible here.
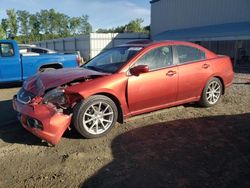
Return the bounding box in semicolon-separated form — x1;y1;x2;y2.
17;88;35;104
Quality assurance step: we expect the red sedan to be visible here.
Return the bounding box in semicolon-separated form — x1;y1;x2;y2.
13;40;234;145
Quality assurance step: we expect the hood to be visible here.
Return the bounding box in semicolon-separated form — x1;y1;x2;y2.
23;68;109;96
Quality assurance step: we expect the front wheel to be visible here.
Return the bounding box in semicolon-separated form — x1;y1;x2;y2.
73;95;118;138
199;77;223;107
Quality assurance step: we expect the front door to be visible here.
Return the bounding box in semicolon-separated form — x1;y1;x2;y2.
127;45;178;114
0;42;21;82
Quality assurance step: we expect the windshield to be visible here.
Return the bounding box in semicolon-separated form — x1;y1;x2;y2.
83;46;143;73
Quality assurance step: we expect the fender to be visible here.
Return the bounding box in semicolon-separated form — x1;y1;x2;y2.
65;73;130;116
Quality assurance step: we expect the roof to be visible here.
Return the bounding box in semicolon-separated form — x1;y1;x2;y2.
153;22;250;41
117;39;153;47
119;40;213;54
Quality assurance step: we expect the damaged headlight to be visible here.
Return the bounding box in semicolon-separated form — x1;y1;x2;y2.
42;88;67;106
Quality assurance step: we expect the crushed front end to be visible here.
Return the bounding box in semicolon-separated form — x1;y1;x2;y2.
13;87;72;145
12;68;109;145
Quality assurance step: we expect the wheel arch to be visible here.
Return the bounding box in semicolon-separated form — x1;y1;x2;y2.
203;75;225;95
199;76;224;107
39;63;63;71
66;87;125;124
213;76;225;95
93;92;124;124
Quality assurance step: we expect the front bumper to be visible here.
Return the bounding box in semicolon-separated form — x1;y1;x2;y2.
13;95;71;145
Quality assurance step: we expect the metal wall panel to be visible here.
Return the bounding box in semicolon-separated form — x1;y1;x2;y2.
151;0;250;36
89;33;149;58
35;33;149;60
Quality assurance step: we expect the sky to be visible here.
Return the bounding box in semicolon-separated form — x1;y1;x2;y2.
0;0;150;31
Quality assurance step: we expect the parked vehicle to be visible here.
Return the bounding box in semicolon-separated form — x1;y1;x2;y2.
13;40;234;145
18;44;57;54
0;40;81;83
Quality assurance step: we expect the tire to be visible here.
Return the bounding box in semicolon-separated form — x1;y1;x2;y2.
199;77;223;107
73;95;118;138
40;67;56;72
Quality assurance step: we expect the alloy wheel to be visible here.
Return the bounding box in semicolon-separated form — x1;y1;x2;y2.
205;81;221;105
83;101;114;135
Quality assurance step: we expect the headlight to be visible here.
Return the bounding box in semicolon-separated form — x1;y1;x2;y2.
42;88;67;106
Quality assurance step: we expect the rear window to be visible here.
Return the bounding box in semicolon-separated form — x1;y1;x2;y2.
0;43;15;57
176;45;205;64
30;48;47;54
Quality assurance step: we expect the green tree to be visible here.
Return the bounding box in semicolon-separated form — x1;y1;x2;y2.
1;9;93;42
0;25;5;39
144;25;150;33
79;15;92;34
39;9;71;38
29;14;41;42
126;18;144;33
48;9;58;35
96;26;125;33
6;9;18;36
96;18;147;33
38;9;50;34
1;19;8;33
17;10;30;37
69;17;81;35
1;19;8;37
29;13;40;36
56;13;70;37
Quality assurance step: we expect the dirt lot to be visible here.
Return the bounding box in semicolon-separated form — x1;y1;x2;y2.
0;74;250;188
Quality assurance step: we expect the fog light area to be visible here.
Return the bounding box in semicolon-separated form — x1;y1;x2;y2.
26;117;43;130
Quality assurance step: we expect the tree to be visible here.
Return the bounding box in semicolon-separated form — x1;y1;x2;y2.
17;10;30;37
69;17;81;35
1;19;8;33
29;13;40;36
48;9;58;35
0;25;5;39
38;9;50;34
96;18;148;33
1;9;93;42
126;18;144;33
38;9;71;38
29;13;41;42
56;13;70;37
1;19;8;37
69;15;92;35
144;25;150;33
6;9;18;36
79;15;92;34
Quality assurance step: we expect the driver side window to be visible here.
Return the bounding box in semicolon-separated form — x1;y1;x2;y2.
0;43;15;57
135;46;173;71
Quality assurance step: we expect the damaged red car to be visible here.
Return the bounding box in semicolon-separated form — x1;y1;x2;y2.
13;41;234;145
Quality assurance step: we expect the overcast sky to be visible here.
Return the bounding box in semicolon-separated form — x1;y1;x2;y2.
0;0;150;30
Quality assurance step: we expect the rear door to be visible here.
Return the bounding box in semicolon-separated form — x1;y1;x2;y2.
0;42;22;82
127;45;178;114
174;45;213;101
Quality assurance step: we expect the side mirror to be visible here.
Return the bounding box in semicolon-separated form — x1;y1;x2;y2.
130;65;149;76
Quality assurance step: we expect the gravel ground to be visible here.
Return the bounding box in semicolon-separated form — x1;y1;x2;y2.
0;74;249;188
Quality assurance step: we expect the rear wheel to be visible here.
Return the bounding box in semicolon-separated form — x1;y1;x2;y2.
199;77;222;107
73;95;118;138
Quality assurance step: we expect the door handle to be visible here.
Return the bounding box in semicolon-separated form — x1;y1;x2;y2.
166;70;176;76
202;64;210;69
